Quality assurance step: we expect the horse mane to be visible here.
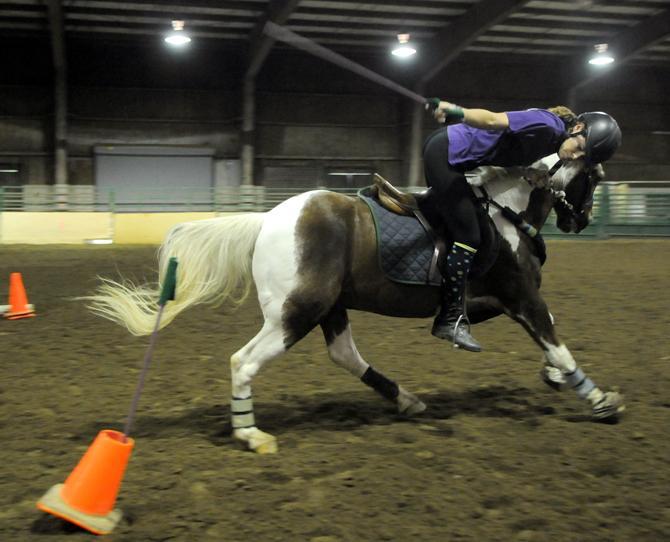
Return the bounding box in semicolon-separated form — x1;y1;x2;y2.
467;154;562;189
467;165;522;187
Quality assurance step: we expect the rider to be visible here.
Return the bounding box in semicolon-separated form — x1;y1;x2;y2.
424;101;621;352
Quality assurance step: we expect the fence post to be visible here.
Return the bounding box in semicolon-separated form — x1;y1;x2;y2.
596;183;610;239
108;190;116;213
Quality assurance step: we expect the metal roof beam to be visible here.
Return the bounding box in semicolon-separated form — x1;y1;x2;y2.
517;7;641;24
65;12;255;30
418;0;529;86
64;24;248;40
291;9;445;26
245;0;301;80
65;0;264;18
298;0;471;16
0;0;43;5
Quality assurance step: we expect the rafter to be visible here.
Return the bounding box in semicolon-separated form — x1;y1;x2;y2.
417;0;529;86
245;0;301;79
567;8;670;94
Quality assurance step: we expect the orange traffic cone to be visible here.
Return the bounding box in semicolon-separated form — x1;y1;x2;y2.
37;430;134;535
5;272;35;320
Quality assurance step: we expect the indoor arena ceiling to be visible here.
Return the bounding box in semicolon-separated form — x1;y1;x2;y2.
1;0;669;80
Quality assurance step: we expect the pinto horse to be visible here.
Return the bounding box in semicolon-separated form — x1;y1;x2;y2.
88;154;624;453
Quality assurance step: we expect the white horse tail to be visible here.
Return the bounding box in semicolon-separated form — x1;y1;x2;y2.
86;213;266;336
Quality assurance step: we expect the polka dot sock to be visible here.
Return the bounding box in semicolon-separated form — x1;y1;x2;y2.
444;242;477;306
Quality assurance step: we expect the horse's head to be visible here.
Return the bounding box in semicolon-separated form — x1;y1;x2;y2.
549;159;604;233
470;156;603;235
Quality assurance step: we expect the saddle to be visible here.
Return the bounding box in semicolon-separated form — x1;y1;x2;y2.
370;174;421;217
364;174;500;283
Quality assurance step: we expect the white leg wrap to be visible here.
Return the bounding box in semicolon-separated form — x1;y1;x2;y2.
564;368;596;399
542;343;604;404
542;343;576;373
231;396;255;429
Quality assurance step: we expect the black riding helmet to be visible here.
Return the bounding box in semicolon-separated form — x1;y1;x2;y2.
576;111;622;164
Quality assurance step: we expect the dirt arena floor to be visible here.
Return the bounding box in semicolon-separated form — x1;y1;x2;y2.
1;240;669;542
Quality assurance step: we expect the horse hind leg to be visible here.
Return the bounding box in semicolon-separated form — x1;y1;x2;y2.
230;320;287;454
320;305;426;417
230;286;335;453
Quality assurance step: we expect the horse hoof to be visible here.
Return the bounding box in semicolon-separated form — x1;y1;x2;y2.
234;428;278;454
255;439;278;454
592;391;625;422
397;387;426;416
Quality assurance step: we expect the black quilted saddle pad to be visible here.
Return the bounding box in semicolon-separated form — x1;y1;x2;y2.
358;190;441;286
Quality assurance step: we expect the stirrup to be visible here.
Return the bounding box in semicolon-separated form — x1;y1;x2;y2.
451;314;481;351
452;313;468;348
432;311;482;352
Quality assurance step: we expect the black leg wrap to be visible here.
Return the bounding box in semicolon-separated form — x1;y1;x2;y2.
361;367;399;401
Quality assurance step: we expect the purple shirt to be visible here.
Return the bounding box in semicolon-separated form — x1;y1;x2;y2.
446;109;567;171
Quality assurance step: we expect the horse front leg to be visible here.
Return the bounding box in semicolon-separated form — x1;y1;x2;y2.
466;296;504;324
505;288;624;422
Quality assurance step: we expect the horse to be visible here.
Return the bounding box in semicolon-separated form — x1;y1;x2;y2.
87;154;624;454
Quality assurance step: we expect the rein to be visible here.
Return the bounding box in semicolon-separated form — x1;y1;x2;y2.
474;158;595;264
473;160;569;267
478;157;592;231
476;185;547;265
476;186;540;238
545;159;574;212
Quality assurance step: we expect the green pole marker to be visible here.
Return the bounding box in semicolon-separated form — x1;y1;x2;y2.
123;257;178;440
159;257;178;306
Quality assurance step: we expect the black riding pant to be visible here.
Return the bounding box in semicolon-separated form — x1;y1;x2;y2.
423;127;481;250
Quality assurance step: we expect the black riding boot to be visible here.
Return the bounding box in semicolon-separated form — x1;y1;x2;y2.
431;242;482;352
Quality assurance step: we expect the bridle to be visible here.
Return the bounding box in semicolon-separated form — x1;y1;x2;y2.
546;159;598;223
474;157;598;265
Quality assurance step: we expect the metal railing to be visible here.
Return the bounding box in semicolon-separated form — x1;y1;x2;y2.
1;182;669;237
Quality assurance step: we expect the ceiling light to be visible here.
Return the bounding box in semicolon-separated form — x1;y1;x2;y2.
164;20;191;47
392;34;416;58
588;43;614;66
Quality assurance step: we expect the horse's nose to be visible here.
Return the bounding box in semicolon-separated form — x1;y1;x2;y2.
575;213;591;233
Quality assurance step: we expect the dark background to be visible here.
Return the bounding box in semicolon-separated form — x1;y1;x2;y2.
1;3;669;188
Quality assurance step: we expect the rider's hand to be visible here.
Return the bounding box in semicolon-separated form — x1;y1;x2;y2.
425;98;461;122
433;100;465;124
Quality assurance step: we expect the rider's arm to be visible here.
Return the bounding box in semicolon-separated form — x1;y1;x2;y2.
434;100;509;130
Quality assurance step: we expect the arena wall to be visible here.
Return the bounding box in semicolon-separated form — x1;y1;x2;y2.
112;213;217;244
0;212;218;244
